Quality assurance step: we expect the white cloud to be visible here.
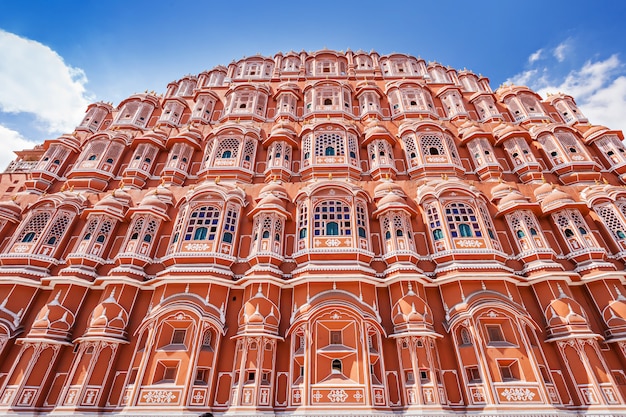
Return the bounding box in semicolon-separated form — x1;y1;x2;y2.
554;42;568;62
0;125;40;170
0;30;92;135
506;53;626;134
528;49;543;64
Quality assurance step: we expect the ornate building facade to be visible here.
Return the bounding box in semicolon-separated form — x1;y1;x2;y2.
0;49;625;416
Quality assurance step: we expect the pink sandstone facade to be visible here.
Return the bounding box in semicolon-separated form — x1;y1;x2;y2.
0;49;625;416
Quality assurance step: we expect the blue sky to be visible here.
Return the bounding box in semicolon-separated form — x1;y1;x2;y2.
1;0;626;168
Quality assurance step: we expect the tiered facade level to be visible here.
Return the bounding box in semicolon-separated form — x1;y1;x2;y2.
0;49;626;416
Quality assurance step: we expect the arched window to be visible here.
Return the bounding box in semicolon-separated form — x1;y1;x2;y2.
22;232;36;243
315;133;344;159
433;229;443;240
314;200;351;237
185;206;220;241
221;150;232;158
194;227;208;240
459;223;473;237
460;328;472;345
331;359;342;374
445;202;482;238
299;228;307;239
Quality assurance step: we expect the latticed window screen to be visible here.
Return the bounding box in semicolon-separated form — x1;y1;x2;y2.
169;205;188;247
594;204;626;240
130;218;144;239
503;137;535;165
348;134;358;159
479;204;501;249
145;220;158;240
426;204;442;234
356;203;368;238
445;136;462;165
553;209;594;248
298;202;308;239
420;135;445;156
96;220;113;242
315;133;344;157
80;140;107;165
556;132;588;158
268;142;283;166
185;206;220;241
302;135;311;160
204;140;215;165
313;200;351;237
445;202;482;238
222;205;238;243
402;135;418;159
43;213;72;246
17;212;51;243
393;215;404;236
215;138;240;159
104;142;125;163
382;216;391;239
368;140;392;164
82;218;99;240
595;135;626;164
242;139;256;163
261;217;272;237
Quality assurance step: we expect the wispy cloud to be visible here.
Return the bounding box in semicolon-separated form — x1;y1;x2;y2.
528;49;543;64
553;41;568;62
506;49;626;134
0;29;92;165
0;125;40;169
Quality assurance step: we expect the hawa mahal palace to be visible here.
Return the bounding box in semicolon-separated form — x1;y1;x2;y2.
0;49;625;416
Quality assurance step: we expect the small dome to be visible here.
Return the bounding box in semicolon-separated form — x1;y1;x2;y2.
603;286;626;326
138;185;174;213
374;180;405;199
0;198;22;222
89;288;129;331
545;285;588;327
269;122;297;138
239;285;280;331
364;122;392;143
492;123;528;141
603;299;626;326
256;193;286;210
94;189;132;216
378;191;407;208
457;120;488;141
391;284;433;329
32;291;75;333
582;125;610;141
534;182;554;200
490;181;513;201
541;188;575;211
259;181;289;200
498;189;528;209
